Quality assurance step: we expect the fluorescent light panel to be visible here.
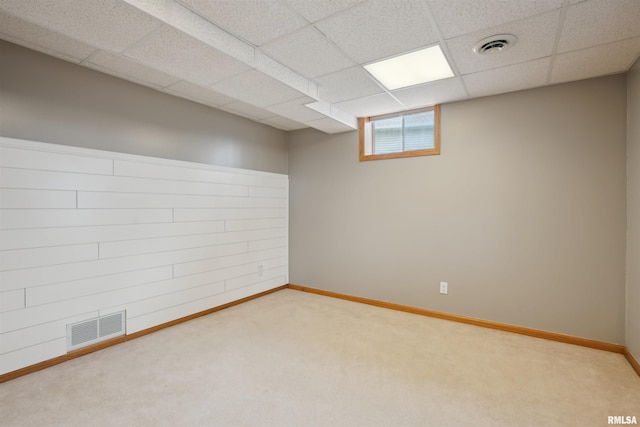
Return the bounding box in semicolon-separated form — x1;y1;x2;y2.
364;45;454;90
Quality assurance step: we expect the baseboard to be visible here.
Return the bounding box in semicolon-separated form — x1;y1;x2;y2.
0;285;287;384
286;284;627;355
624;348;640;377
3;283;636;384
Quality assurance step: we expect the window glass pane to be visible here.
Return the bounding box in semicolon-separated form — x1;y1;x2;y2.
404;111;434;151
373;116;402;154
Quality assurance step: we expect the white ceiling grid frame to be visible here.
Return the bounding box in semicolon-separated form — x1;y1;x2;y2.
164;81;237;108
557;0;640;53
221;101;279;121
550;36;640;84
85;50;181;90
260;115;308;131
282;0;367;23
391;77;468;109
2;0;640;133
426;0;565;39
315;66;385;104
120;0;357;133
260;26;357;78
315;0;440;64
0;10;97;64
463;57;552;98
210;69;313;108
333;92;407;118
0;0;163;53
446;10;561;75
123;25;252;87
121;0;256;64
267;98;329;123
178;0;309;46
304;101;358;132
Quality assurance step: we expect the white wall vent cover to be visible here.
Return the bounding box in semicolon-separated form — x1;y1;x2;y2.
66;312;125;351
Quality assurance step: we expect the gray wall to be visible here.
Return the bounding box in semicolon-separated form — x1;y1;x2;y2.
627;58;640;359
0;40;288;174
289;75;627;344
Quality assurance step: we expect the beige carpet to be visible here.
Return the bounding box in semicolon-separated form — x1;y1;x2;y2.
1;289;639;426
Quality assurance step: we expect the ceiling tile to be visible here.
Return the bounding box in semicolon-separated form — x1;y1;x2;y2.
86;50;180;89
283;0;365;23
138;0;257;67
447;10;560;75
305;117;357;133
255;51;316;98
558;0;640;53
550;37;640;84
427;0;563;39
164;81;236;107
334;92;406;117
0;0;161;52
180;0;308;46
463;57;551;98
266;98;327;122
0;10;95;63
316;0;439;64
391;77;468;108
212;70;306;107
221;101;277;121
315;66;384;103
124;25;251;87
260;26;355;78
260;116;307;131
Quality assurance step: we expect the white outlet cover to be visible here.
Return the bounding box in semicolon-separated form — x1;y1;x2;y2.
440;281;448;294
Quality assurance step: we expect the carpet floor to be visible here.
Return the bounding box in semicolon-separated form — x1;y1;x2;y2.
1;288;639;426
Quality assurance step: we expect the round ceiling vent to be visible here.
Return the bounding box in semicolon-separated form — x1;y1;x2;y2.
473;34;517;55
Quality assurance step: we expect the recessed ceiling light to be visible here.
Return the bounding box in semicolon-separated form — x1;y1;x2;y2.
473;34;517;55
364;45;454;91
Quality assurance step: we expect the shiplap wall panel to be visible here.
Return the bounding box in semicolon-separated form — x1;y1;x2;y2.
0;221;225;250
0;168;249;197
0;312;97;354
225;266;288;291
249;237;288;252
77;192;287;209
249;186;288;198
114;160;287;188
0;146;113;175
0;244;98;271
98;266;255;316
0;338;67;375
0;137;288;375
0;289;24;312
0;189;76;209
0;242;249;291
126;277;285;334
173;207;286;222
0;208;173;230
122;281;226;319
99;228;285;259
27;266;173;307
225;218;287;231
173;247;286;277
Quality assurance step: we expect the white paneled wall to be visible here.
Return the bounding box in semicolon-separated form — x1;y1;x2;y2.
0;137;288;375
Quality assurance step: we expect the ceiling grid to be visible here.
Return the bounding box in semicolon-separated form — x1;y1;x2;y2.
0;0;638;133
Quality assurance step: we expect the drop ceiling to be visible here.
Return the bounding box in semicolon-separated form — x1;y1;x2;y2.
1;0;639;134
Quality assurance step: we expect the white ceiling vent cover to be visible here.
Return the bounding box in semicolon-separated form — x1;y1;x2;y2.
67;312;125;351
473;34;517;55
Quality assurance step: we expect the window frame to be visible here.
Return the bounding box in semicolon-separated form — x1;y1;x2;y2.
359;105;441;161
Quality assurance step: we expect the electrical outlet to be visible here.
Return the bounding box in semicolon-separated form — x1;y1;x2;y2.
440;281;448;295
257;264;263;277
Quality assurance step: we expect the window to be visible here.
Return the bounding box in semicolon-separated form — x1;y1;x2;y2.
359;105;440;161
